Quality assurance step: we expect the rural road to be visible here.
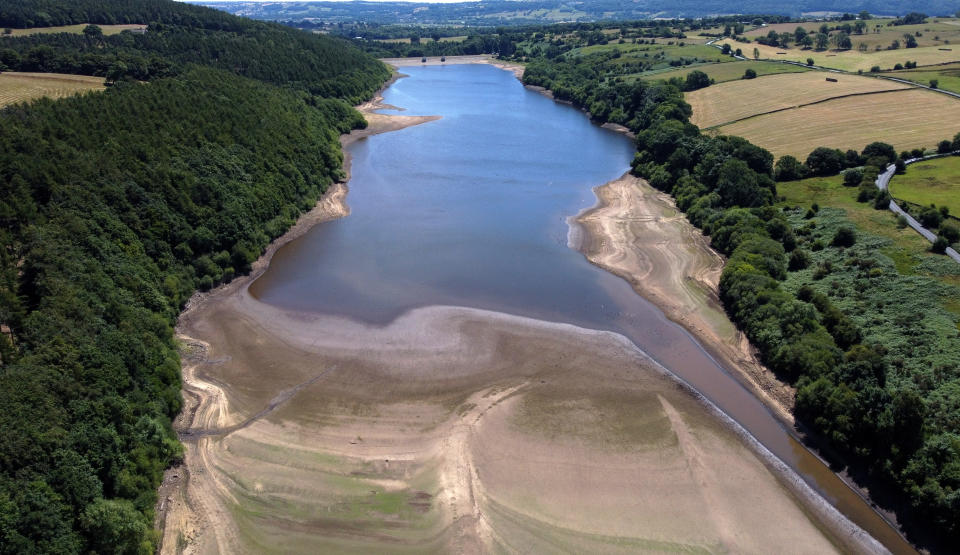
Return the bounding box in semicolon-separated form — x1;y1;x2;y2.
876;155;960;264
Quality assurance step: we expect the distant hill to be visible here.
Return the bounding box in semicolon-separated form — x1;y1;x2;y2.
190;0;960;25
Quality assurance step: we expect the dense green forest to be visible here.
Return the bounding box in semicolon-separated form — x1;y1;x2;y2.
0;4;389;102
521;48;959;545
0;1;388;553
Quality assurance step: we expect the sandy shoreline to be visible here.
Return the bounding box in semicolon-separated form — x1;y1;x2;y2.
572;174;797;425
156;63;882;554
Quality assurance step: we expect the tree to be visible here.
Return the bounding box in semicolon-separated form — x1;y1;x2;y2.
806;147;845;176
931;236;949;253
80;499;149;555
753;47;760;59
743;68;757;79
930;79;939;89
721;43;731;55
82;24;103;39
843;169;863;187
684;70;711;91
806;57;814;66
775;155;805;181
832;226;856;247
938;140;953;154
904;34;918;48
862;142;896;165
794;26;808;43
859;10;871;20
832;32;852;50
815;33;829;50
940;221;960;243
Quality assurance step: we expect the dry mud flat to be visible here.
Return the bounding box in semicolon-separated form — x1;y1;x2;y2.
167;290;857;553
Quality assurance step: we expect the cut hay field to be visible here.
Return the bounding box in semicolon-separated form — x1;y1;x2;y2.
889;155;960;217
719;38;960;72
687;71;913;129
712;88;960;159
887;62;960;94
638;60;809;84
4;23;146;36
0;72;105;108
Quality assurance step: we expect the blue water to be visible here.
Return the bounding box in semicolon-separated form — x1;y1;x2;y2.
249;64;910;553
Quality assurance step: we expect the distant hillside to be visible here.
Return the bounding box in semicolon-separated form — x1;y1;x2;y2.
190;0;960;25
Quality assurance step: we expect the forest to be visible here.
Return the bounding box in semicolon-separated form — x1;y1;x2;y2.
522;49;959;545
0;1;388;553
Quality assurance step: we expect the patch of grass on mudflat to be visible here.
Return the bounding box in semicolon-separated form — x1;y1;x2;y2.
889;155;960;217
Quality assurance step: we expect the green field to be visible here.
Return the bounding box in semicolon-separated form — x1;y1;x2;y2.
886;62;960;94
638;60;809;84
776;173;960;285
889;155;960;217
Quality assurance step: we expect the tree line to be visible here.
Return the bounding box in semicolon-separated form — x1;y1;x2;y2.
0;1;389;552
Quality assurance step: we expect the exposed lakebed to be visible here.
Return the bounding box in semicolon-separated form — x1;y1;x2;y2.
224;64;908;552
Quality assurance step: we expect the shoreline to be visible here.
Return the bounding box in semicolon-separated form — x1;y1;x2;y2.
571;173;797;426
157;62;882;554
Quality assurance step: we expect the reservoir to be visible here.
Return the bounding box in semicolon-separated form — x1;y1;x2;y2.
250;64;911;553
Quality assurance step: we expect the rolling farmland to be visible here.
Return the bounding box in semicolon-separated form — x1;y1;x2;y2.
719;39;960;72
0;72;105;108
687;71;913;128
711;88;960;158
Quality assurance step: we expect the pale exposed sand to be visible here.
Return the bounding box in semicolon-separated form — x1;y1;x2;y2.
572;174;797;423
156;66;880;554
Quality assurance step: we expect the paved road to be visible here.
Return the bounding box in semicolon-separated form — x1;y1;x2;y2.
876;156;960;264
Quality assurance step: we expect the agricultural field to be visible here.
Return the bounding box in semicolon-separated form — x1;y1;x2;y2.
712;88;960;159
719;38;960;72
687;71;912;128
743;19;960;50
886;62;960;94
638;60;809;84
2;23;146;36
889;155;960;217
0;72;105;108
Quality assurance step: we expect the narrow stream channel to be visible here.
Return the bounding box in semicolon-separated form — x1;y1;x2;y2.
250;64;914;554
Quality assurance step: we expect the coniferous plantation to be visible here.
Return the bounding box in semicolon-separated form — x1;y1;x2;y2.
0;1;389;552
